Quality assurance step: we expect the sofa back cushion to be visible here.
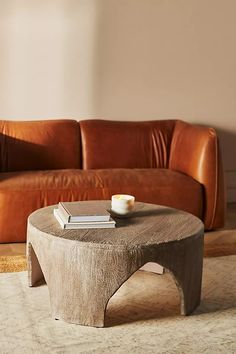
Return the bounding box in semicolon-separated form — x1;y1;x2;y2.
0;120;81;172
80;120;176;169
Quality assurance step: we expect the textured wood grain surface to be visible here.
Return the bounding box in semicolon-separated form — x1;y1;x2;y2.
29;201;203;246
27;201;204;327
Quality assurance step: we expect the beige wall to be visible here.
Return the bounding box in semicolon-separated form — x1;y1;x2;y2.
0;0;236;201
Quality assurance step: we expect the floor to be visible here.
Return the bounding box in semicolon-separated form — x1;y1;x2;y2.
204;203;236;257
0;203;236;257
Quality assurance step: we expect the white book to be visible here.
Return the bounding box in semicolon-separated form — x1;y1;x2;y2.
54;209;116;229
58;201;111;222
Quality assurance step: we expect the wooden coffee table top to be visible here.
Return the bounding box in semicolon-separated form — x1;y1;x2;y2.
29;201;204;248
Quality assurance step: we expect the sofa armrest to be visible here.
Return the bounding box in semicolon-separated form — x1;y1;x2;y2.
169;120;225;230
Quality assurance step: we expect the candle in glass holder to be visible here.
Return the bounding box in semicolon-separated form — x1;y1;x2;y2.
111;194;135;215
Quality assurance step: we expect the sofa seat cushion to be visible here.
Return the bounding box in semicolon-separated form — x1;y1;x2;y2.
0;168;203;242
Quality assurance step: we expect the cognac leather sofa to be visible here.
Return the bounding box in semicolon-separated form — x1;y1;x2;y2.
0;119;225;243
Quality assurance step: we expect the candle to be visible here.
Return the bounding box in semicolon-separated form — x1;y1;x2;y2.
111;194;135;215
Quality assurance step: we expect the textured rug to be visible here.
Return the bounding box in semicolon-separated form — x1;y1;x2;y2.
0;256;235;354
0;255;27;273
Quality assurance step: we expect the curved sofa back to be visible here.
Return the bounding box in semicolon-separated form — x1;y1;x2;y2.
0;119;81;172
0;119;177;171
80;119;176;169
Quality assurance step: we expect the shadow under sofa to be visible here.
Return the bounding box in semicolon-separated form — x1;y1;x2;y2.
0;118;225;243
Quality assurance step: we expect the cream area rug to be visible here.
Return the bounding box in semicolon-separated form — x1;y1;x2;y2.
0;256;235;354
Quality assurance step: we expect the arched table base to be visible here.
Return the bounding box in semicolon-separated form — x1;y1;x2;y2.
28;230;203;327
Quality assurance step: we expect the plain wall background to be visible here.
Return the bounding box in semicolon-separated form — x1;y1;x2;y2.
0;0;235;201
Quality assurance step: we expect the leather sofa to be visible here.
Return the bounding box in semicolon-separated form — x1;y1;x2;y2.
0;119;225;243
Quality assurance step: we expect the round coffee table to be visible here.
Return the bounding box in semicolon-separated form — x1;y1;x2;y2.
27;201;204;327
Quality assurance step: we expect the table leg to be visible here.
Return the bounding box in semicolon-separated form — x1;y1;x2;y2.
27;242;45;287
40;244;142;327
151;233;204;315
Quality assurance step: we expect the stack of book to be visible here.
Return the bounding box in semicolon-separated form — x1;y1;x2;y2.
53;201;116;229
